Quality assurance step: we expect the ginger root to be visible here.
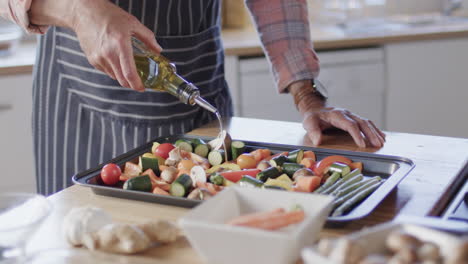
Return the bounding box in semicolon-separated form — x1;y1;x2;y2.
63;206;181;254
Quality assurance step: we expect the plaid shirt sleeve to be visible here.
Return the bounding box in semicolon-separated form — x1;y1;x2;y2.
0;0;48;34
245;0;320;93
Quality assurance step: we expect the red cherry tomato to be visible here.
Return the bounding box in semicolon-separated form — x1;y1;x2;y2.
154;143;175;159
101;163;122;185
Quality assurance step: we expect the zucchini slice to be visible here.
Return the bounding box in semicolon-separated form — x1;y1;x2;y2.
170;174;193;197
139;156;160;175
269;155;289;167
192;138;210;158
287;149;304;163
256;166;282;182
123;175;152;192
328;162;351;176
175;139;193;153
208;149;226;166
231;141;246;161
281;163;305;177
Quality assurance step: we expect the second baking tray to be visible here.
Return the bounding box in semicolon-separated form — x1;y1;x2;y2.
73;134;415;223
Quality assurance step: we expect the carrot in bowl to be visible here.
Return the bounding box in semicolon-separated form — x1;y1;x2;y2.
227;208;305;231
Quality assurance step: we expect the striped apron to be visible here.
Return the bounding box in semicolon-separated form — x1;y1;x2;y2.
32;0;233;195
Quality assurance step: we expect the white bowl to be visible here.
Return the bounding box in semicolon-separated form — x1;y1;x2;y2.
301;222;465;264
179;187;334;264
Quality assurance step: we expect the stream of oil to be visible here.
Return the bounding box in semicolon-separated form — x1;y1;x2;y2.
215;111;229;162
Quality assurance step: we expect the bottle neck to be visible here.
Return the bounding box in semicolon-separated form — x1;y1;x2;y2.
163;74;217;113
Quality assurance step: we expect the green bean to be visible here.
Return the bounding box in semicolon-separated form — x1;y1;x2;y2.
314;172;340;194
322;169;362;195
331;181;383;217
332;176;382;208
330;174;363;196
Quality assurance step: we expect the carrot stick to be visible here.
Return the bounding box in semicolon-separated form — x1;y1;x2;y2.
254;210;305;230
295;176;321;192
227;208;285;226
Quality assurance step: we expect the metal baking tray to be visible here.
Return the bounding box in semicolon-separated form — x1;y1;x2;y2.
73;134;415;223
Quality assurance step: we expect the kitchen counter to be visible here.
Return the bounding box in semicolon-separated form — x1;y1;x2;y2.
3;18;468;75
26;117;468;263
222;19;468;56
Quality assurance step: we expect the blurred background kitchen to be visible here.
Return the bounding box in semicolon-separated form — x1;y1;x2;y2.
1;0;468;193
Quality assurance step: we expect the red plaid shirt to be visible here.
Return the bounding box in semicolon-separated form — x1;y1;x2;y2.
246;0;320;92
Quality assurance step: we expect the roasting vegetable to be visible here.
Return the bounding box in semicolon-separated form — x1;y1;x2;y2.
175;139;193;153
238;175;264;188
192;138;210;158
269;155;289;167
286;149;303;164
236;153;257;169
189;165;207;187
170;174;193;197
256;166;282;182
160;167;178;183
295;176;321;193
256;160;271;171
314;172;341;194
281;162;305;177
264;178;292;191
327;162;351;176
292;168;314;180
231;140;246;161
123;175;152;192
313;155;352;176
208;149;225;166
209;173;225;186
331;180;383;216
219;169;261;183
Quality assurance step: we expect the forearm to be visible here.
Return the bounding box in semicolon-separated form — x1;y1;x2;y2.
29;0;80;29
245;0;320;93
0;0;79;33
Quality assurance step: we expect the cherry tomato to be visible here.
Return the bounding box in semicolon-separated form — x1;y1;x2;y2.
236;153;257;169
154;143;175;159
101;163;122;185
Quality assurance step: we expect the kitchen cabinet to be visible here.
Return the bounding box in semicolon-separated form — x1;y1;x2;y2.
385;37;468;138
226;47;386;127
0;73;35;193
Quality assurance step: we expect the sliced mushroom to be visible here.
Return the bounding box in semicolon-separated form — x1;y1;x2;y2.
190;165;207;187
160;167;178;183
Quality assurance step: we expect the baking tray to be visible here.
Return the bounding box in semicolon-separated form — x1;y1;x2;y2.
72;134;415;223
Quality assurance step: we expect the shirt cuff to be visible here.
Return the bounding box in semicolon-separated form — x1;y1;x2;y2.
271;44;320;93
2;0;48;34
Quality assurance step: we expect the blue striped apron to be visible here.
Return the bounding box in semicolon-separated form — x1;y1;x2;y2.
32;0;233;195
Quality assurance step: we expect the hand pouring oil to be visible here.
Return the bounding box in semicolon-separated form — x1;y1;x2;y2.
132;37;227;158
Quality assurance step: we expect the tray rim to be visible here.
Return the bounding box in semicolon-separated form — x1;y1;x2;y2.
72;134;415;223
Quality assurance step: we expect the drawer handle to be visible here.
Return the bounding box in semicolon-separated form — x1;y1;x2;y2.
0;104;13;111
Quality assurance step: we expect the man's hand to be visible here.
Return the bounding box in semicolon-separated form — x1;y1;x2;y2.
30;0;162;92
290;81;386;148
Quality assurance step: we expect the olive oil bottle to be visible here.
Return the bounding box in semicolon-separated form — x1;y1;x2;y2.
132;37;217;113
133;37;227;159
